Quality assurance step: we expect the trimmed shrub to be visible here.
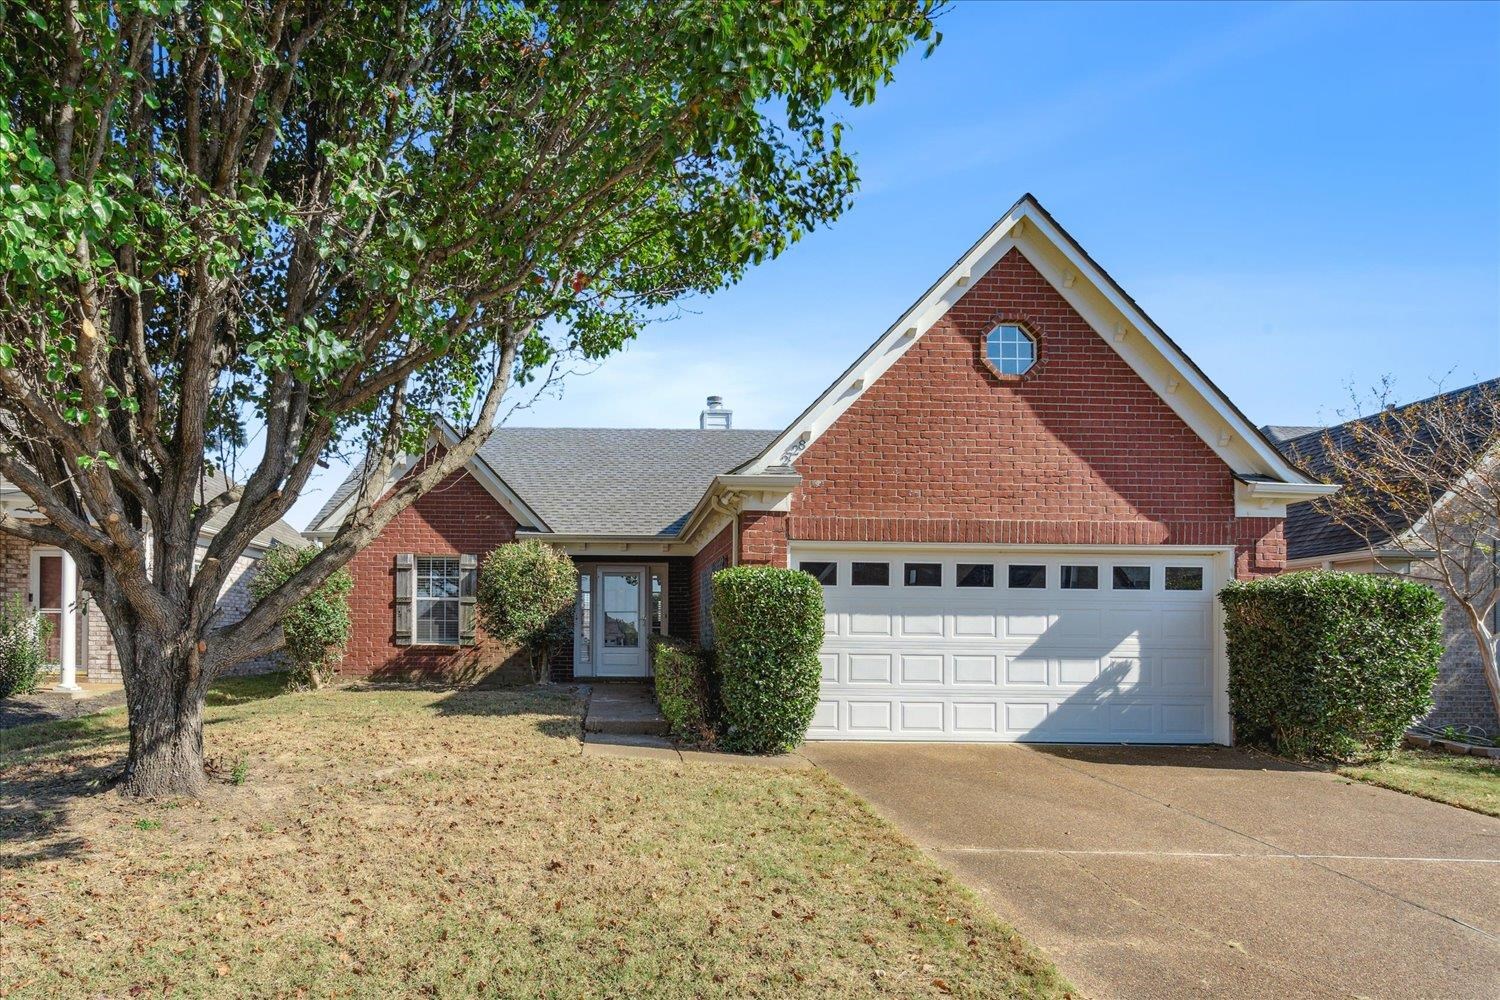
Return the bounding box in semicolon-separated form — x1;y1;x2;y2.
1221;570;1443;762
476;540;576;683
0;595;51;700
710;565;825;754
651;635;714;743
249;544;352;689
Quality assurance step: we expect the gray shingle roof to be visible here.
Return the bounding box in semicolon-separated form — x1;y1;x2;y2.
197;469;306;551
309;427;781;537
479;427;780;535
1260;424;1324;445
1275;379;1500;561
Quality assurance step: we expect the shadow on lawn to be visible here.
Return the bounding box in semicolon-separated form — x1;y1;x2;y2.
0;749;120;866
0;673;293;868
430;684;584;741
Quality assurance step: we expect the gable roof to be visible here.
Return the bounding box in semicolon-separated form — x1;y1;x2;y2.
476;427;778;536
306;427;779;538
1275;378;1500;561
733;193;1324;494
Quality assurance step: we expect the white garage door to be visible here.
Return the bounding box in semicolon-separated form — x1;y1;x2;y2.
794;546;1225;743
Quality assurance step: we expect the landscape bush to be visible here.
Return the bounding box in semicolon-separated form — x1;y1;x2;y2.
710;565;825;754
476;540;576;682
249;544;352;689
651;635;714;742
0;595;52;700
1221;570;1444;762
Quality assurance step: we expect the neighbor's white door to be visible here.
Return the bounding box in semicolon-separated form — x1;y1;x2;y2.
595;566;649;677
794;546;1223;743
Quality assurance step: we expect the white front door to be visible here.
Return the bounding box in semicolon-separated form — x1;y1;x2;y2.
595;566;649;677
794;545;1228;744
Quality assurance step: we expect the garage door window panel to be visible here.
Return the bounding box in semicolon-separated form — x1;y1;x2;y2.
1165;567;1204;591
852;562;890;586
1008;564;1046;589
1061;565;1099;590
903;563;941;587
957;564;994;588
800;561;837;586
1112;566;1151;590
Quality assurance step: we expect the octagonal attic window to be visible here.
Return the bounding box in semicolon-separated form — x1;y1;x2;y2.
986;323;1036;376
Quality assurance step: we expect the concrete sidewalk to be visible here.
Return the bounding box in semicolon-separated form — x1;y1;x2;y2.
805;742;1500;1000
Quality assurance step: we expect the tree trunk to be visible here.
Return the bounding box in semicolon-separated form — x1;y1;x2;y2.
119;630;210;798
1466;605;1500;729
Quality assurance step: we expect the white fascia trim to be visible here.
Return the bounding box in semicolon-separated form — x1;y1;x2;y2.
305;428;548;538
787;540;1236;555
1285;547;1437;570
741;195;1320;488
512;531;696;557
1233;479;1341;518
676;472;800;543
743;205;1027;474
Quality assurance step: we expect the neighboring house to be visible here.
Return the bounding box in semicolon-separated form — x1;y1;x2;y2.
306;194;1334;745
1269;380;1500;736
0;470;303;688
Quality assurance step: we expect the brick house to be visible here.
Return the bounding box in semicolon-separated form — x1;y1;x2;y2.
1269;380;1500;737
0;471;302;687
306;194;1336;744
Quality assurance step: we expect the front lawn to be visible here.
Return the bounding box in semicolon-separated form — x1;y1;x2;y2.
1;681;1070;999
1340;749;1500;817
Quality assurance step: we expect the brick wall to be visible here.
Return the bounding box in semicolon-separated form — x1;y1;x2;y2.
1412;563;1500;735
787;247;1282;578
737;510;788;567
689;523;732;646
342;466;524;681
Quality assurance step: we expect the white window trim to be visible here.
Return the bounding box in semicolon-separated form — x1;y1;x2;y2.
413;554;463;647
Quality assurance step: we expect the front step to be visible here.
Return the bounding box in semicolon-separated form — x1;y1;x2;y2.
583;683;670;737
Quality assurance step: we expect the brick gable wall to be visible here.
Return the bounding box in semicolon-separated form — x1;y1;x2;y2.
783;247;1282;578
342;466;525;680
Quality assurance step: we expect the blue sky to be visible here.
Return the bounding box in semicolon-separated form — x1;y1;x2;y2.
288;1;1500;530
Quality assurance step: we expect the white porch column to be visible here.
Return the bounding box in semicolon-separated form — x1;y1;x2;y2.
55;551;80;691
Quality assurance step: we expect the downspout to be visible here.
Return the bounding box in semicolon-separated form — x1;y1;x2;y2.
709;492;741;565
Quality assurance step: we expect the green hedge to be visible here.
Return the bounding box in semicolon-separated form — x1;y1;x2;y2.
249;544;352;690
1221;571;1443;762
0;595;51;700
651;636;714;743
710;565;825;754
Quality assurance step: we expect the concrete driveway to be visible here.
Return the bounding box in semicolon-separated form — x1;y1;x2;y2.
804;743;1500;1000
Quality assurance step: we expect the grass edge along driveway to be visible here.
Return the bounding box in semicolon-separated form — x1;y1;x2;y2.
1340;748;1500;817
1;678;1073;999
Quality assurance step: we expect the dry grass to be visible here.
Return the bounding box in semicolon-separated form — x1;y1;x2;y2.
1;678;1071;999
1340;748;1500;817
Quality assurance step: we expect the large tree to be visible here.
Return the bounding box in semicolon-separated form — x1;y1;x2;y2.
0;1;942;796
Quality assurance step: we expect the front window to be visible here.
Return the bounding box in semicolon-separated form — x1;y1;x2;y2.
985;323;1036;376
577;573;592;664
650;569;665;635
415;556;461;644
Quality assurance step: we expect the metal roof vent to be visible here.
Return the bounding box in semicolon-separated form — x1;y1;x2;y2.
699;395;732;430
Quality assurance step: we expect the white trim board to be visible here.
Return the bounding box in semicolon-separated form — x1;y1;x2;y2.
738;194;1323;493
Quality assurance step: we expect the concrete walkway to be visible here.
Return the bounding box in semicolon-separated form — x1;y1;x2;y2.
579;684;810;768
582;683;669;737
804;742;1500;1000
